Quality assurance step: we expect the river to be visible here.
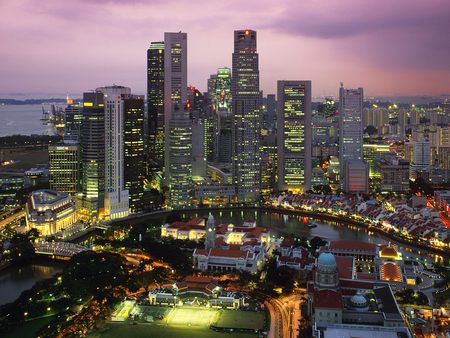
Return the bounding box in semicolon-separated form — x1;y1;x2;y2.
0;261;65;306
0;209;444;306
116;208;445;264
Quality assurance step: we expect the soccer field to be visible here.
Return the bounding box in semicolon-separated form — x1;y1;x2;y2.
165;307;219;327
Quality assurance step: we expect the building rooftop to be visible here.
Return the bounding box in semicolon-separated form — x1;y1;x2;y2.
314;290;343;309
329;240;377;253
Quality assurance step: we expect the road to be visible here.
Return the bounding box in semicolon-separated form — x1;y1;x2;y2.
266;293;302;338
0;209;25;230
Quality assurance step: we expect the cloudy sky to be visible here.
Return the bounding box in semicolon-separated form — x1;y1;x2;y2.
1;0;449;97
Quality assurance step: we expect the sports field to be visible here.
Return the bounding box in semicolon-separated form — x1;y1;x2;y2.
90;323;258;338
165;307;219;327
214;310;264;331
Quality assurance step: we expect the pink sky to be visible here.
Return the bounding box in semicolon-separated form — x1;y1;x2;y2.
1;0;450;97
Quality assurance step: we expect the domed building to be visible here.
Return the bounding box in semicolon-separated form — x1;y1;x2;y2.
314;252;339;290
348;292;369;312
379;243;401;260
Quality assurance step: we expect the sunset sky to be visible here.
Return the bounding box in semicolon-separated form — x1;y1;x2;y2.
1;0;450;98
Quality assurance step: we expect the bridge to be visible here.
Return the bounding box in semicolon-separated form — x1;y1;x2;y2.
34;241;89;260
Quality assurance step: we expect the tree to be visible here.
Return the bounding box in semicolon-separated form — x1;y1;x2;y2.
135;267;170;291
165;212;182;224
310;236;327;252
62;251;128;299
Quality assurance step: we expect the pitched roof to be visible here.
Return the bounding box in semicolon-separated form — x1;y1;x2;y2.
335;256;354;279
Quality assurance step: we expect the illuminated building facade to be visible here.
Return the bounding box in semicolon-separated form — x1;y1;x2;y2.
147;41;165;169
78;91;105;221
260;132;277;197
277;80;312;192
64;98;83;137
339;84;364;191
97;86;130;220
48;139;80;194
168;116;193;207
213;67;233;163
26;190;77;237
363;143;391;179
232;29;261;203
157;32;193;207
123;95;145;213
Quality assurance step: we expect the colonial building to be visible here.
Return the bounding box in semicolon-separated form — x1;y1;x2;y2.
308;252;412;338
26;189;77;237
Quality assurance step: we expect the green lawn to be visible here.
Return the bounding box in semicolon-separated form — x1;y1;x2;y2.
0;148;48;172
89;323;258;338
2;316;55;338
166;307;219;327
214;310;265;331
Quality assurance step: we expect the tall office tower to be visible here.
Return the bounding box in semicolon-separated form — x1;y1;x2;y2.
64;98;83;137
262;94;277;129
48;139;80;194
123;95;145;213
410;139;431;180
163;32;188;181
260;131;277;197
163;32;192;206
78;92;105;221
232;29;261;203
339;84;364;190
277;81;312;192
189;88;207;178
212;67;233;163
147;41;165;170
96;86;130;220
207;74;217;101
169;116;193;207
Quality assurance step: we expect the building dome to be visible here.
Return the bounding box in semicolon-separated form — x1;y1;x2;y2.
379;243;399;259
349;292;368;311
317;252;337;268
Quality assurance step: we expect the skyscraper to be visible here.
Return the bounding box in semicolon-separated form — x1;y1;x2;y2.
123;95;145;213
410;139;431;180
339;84;364;190
48;139;80;195
162;32;192;207
277;80;312;192
64;98;83;137
147;41;165;169
78;91;105;221
97;86;130;220
213;67;233;163
232;29;261;203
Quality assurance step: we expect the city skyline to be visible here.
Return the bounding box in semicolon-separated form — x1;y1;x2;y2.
1;0;450;97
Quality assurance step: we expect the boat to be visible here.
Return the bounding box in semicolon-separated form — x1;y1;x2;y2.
307;221;320;228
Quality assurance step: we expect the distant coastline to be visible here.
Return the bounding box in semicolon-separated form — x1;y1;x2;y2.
0;98;80;105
